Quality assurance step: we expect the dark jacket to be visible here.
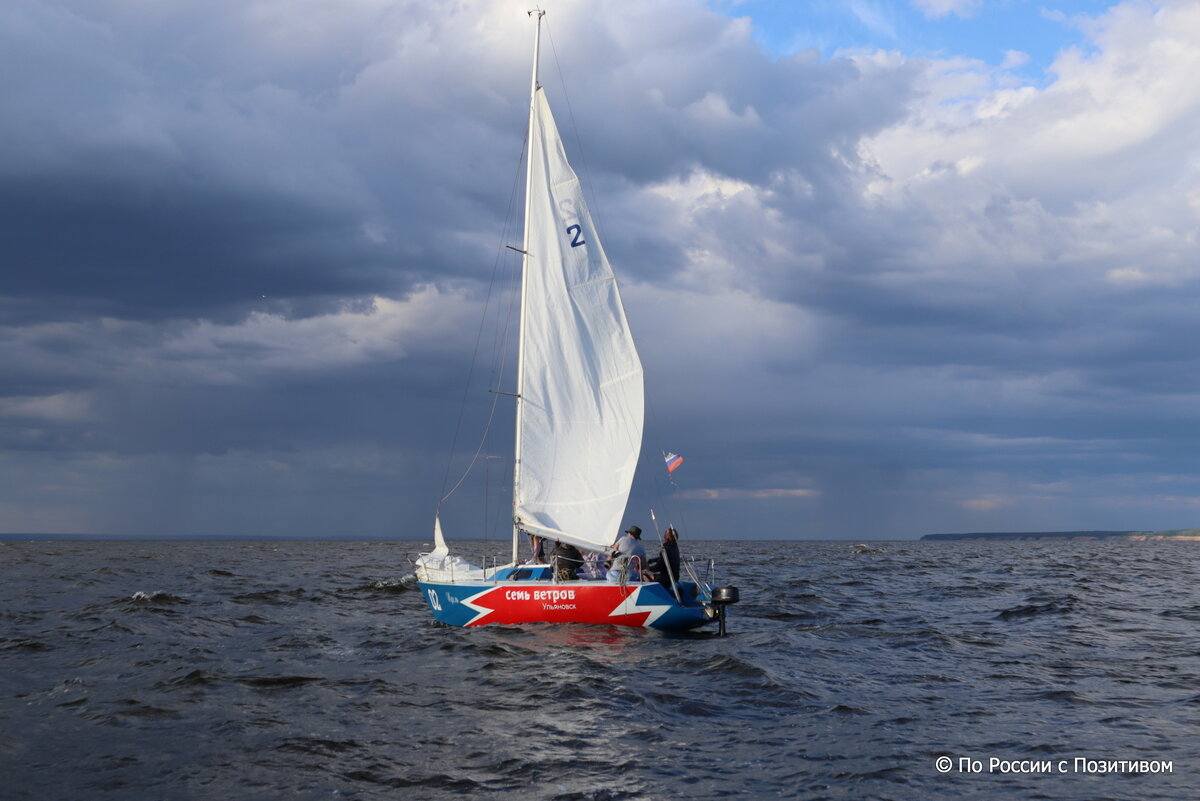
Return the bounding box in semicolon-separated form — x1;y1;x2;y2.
647;539;680;585
549;541;584;580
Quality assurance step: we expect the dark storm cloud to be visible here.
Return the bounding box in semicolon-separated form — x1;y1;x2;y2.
0;0;546;322
1;171;393;319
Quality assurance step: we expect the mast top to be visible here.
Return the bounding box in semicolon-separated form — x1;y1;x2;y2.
526;9;545;99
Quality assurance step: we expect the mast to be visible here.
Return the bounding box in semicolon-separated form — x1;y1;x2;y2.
512;8;544;564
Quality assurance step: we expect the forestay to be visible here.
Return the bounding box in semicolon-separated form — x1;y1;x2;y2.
514;88;644;554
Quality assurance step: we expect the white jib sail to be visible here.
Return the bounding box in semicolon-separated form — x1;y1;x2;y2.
514;88;644;554
415;515;486;582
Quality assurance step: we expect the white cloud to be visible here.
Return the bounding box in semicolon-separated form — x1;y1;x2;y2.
678;487;820;500
958;494;1012;512
1001;49;1030;70
0;287;483;410
858;1;1200;308
870;2;1200;189
850;0;900;38
911;0;981;19
159;286;476;382
0;392;93;422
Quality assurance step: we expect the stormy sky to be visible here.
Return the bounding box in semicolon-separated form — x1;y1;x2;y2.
4;0;1200;541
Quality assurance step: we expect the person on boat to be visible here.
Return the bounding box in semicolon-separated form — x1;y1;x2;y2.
607;525;647;582
549;539;583;581
646;526;681;588
578;550;604;580
526;534;547;565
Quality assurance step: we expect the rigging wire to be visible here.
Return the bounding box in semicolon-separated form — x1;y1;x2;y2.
483;253;522;539
440;245;522;508
436;133;529;513
483;248;522;541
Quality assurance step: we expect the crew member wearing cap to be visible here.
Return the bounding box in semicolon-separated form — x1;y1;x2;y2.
607;525;647;582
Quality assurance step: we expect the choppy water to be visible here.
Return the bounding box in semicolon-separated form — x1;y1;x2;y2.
2;538;1197;800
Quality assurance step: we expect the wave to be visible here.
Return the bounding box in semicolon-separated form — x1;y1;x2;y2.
995;594;1078;620
1;638;54;652
128;590;189;605
364;575;418;593
230;588;308;605
235;675;322;690
275;737;361;756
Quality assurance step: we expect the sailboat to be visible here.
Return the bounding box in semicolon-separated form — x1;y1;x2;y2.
414;10;739;633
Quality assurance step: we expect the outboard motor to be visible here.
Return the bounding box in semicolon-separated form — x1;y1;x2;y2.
711;585;740;636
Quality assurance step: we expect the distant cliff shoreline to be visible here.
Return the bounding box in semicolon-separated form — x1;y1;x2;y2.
922;529;1200;541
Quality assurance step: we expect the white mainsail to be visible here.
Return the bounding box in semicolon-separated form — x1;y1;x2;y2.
513;88;645;554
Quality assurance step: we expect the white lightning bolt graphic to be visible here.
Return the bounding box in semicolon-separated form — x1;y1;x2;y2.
607;586;673;627
460;586;501;626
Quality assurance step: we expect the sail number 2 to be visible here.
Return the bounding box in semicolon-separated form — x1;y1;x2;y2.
559;197;586;248
565;224;586;248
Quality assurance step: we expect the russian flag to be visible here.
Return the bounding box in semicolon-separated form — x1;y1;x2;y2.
664;452;684;474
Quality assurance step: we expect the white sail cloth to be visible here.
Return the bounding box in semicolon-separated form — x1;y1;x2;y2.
514;89;644;554
415;516;487;582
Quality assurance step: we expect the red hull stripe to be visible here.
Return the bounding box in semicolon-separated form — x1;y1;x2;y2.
462;584;653;627
418;580;712;630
